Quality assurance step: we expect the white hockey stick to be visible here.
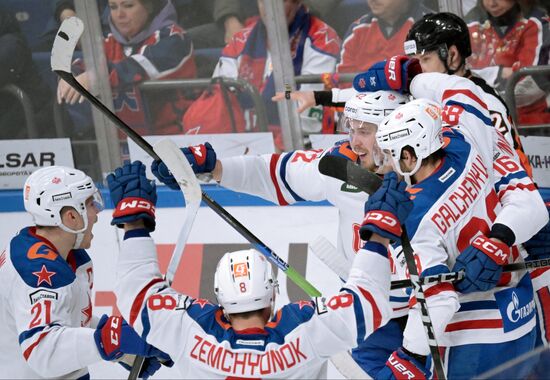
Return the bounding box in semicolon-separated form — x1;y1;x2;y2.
309;236;350;281
152;139;202;284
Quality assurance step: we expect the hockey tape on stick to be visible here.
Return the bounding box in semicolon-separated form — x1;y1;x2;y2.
309;236;350;281
153;139;201;285
319;155;447;379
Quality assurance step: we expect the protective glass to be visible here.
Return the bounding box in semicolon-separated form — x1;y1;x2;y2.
91;190;105;213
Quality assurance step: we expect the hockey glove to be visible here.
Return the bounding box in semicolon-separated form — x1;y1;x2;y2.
151;142;217;190
107;161;157;231
324;139;359;162
524;203;550;259
93;315;171;362
453;234;509;293
377;347;432;380
353;55;422;94
359;171;413;244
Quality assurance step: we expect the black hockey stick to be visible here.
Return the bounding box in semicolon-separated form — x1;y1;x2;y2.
319;155;447;380
391;258;550;290
52;17;322;380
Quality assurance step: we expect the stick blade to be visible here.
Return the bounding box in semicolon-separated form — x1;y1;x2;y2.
153;138;202;204
319;155;382;194
51;17;84;73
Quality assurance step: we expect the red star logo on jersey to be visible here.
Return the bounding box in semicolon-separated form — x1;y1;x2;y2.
81;296;93;326
32;265;56;286
294;300;314;310
192;298;212;309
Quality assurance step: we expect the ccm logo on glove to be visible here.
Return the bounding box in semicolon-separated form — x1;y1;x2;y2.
472;235;509;265
114;197;155;218
102;316;122;356
363;211;400;234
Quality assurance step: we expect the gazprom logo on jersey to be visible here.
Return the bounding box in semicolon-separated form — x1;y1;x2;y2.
494;274;535;332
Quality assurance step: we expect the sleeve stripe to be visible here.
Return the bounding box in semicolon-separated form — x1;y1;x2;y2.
341;287;366;345
442;89;488;109
279;153;306;202
130;277;165;326
446;100;492;126
409;282;455;307
498;183;538;201
268;154;289;206
23;331;50;360
357;286;383;331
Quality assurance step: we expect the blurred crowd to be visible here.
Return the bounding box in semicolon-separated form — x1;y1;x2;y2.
2;0;550;150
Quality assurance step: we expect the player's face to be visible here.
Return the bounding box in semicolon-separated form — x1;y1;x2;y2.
349;121;378;170
258;0;302;26
79;196;102;249
367;0;406;21
413;51;446;74
109;0;150;40
482;0;516;17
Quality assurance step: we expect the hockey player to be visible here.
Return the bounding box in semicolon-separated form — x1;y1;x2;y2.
402;11;550;348
0;166;168;379
109;160;414;378
358;59;548;377
151;91;411;376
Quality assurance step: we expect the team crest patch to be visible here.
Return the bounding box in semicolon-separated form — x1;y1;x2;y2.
32;265;56;286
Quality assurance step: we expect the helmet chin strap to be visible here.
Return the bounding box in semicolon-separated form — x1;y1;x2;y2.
58;209;89;249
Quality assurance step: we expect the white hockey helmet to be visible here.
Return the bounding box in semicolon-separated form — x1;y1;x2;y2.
339;90;409;132
214;249;277;315
376;98;444;178
24;166;103;244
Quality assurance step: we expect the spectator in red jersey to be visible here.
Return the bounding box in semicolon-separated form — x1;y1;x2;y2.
336;0;433;74
209;0;341;149
57;0;197;136
468;0;550;124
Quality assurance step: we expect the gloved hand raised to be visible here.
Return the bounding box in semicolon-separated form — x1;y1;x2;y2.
359;172;413;244
353;55;422;94
377;347;432;380
107;161;157;231
93;315;171;362
324;139;359;162
452;234;509;293
152;142;217;190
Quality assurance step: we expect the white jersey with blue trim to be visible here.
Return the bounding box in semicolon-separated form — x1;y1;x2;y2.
0;227;101;379
115;230;392;379
218;148;410;317
396;73;547;355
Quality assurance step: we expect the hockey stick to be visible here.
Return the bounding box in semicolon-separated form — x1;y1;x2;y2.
127;139;202;379
391;258;550;290
319;155;447;380
51;17;320;298
309;236;350;281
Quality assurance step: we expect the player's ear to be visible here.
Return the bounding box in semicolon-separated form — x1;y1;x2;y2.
448;46;460;70
60;206;79;227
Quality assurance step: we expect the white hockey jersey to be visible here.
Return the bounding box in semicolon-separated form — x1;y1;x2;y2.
115;230;392;378
398;73;548;355
219;147;410;316
0;227;101;379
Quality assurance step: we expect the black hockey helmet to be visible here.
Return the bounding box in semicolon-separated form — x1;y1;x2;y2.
405;12;472;62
